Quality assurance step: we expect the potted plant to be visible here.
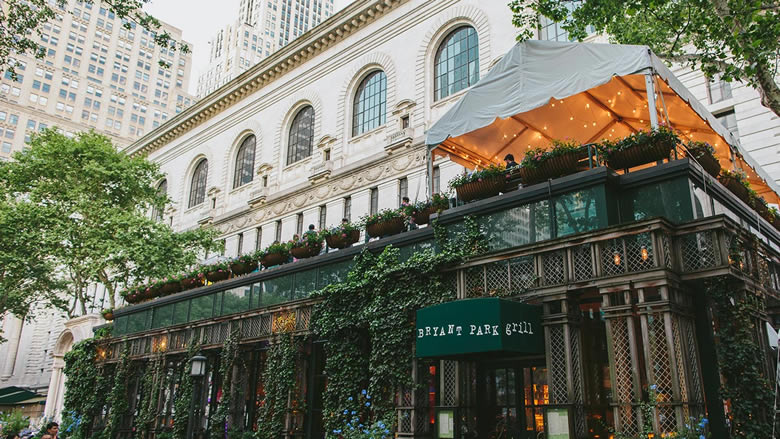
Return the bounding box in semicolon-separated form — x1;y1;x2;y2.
322;221;361;249
203;261;231;282
101;308;114;321
769;207;780;230
403;193;450;225
363;208;407;238
180;268;206;290
718;170;751;203
290;232;324;259
447;164;509;202
155;276;182;296
519;139;582;185
750;194;771;220
121;287;144;304
599;125;679;170
685;141;720;177
261;241;290;268
230;251;259;276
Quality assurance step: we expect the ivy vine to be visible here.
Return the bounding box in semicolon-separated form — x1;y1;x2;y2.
210;328;241;439
62;332;112;439
706;276;774;438
135;354;165;438
102;347;131;439
254;333;304;439
173;343;200;439
310;217;487;436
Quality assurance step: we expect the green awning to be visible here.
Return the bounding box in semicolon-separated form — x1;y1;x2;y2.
416;298;544;358
0;386;44;405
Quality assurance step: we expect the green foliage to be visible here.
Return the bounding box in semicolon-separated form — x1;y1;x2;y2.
401;193;450;218
330;390;392;439
321;221;361;239
210;330;241;439
0;130;221;314
173;344;200;439
598;125;680;161
508;0;780;118
520;139;581;169
0;410;30;436
447;164;509;190
135;355;165;437
290;230;325;249
264;241;291;256
706;277;774;438
62;336;112;439
1;0;189;79
685;141;716;159
361;208;407;227
254;334;304;439
311;216;487;436
103;348;131;439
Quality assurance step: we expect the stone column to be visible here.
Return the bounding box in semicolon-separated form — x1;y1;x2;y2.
378;180;399;211
43;355;66;421
243;227;259;253
325;199;345;228
280;215;298;241
0;313;23;380
260;222;277;248
302;206;320;232
351;189;371;241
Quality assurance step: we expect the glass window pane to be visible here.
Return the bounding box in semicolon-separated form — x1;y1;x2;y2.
352;71;387;136
293;268;317;299
222;285;251;315
262;275;292;305
190;294;215;321
173;300;190;325
152;303;174;329
434;26;479;101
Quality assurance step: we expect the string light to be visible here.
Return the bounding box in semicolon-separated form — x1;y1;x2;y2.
592;122;596;127
570;116;574;121
640;246;649;262
613;252;621;266
586;103;590;109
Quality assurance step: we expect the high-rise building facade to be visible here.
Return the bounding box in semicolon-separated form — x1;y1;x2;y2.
196;0;335;97
0;0;197;162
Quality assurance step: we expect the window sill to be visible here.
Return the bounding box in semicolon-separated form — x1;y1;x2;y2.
283;155;313;173
348;124;387;144
431;88;470;110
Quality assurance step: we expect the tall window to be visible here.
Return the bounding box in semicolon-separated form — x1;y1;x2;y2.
344;196;352;222
274;220;282;242
434;26;479;101
398;177;408;206
370;188;378;215
296;213;304;236
255;227;262;250
152;179;167;221
538;2;595;41
432;166;441;194
188;159;208;208
352;71;386;136
236;233;244;255
233;135;256;188
287;106;315;165
708;76;732;104
318;205;326;230
715;109;739;141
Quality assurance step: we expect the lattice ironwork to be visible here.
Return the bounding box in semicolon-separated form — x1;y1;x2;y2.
260;314;272;336
296;306;312;331
465;266;484;297
508;255;536;292
570;326;587;437
626;233;655;272
573;244;593;281
611;316;637;434
170;330;187;351
679;231;720;272
548;325;568;404
414;408;430;433
130;338;145;356
681;317;703;404
542;250;566;285
200;325;215;345
663;233;673;269
441;360;457;406
656;404;677;435
485;261;510;296
397;409;412;433
601;239;625;276
671;316;689;406
242;316;263;339
647;314;673;401
444;271;458;294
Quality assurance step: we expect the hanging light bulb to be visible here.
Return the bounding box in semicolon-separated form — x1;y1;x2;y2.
640;246;649;262
570;116;574;121
613;252;621;266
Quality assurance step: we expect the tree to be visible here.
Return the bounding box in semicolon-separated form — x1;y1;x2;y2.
1;0;188;77
0;130;222;317
509;0;780;118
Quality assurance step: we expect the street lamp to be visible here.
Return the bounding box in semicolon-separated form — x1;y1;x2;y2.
186;353;207;439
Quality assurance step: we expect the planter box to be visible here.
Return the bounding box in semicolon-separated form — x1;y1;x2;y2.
180;277;205;290
159;280;182;296
752;199;770;219
325;229;360;249
290;243;323;259
686;148;720;177
205;270;230;282
519;152;580;185
366;217;405;238
230;261;258;276
262;252;288;268
141;286;159;300
718;175;750;203
411;207;438;225
455;176;505;202
606;140;674;170
102;311;114;321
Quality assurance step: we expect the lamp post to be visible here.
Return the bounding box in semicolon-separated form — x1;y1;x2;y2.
186;353;207;439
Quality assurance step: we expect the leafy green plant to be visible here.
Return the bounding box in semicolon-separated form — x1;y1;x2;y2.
173;343;201;439
447;164;509;190
685;141;716;159
598;125;680;161
210;330;240;439
330;390;392;439
321;221;361;239
264;241;291;256
0;410;30;436
521;139;581;169
62;335;112;439
201;260;231;275
401;193;450;218
291;230;325;249
361;208;406;227
231;250;261;266
255;334;304;439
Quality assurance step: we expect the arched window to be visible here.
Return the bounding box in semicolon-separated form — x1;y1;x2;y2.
188;159;208;208
233;135;256;188
434;26;479;101
152;179;167;221
352;70;387;136
286;106;315;165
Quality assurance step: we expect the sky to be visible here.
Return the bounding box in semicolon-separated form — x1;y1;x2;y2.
143;0;354;95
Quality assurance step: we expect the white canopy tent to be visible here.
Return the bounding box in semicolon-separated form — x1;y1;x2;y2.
426;40;779;203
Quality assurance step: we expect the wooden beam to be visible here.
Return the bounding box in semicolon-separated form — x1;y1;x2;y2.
510;115;553;141
587;119;618;144
583;91;637;134
495;126;529;158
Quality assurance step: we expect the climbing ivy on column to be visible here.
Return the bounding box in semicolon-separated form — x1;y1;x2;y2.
173;343;201;439
254;333;304;439
102;347;131;439
311;217;487;436
62;332;112;439
706;276;774;438
135;354;165;437
210;328;241;439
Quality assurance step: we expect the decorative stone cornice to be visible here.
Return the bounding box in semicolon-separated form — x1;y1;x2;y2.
124;0;404;158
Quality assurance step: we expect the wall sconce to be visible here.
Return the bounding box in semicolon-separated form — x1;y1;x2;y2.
640;246;649;262
613;251;621;266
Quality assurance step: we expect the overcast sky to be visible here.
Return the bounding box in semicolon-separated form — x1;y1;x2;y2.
143;0;354;95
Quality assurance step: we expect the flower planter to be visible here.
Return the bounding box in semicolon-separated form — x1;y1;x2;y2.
230;261;258;276
180;276;205;290
718;175;750;203
124;291;143;304
686;149;720;177
159;280;181;296
366;217;406;238
325;229;360;249
142;286;159;300
411;207;438;225
519;152;580;185
290;243;323;259
606;140;674;170
102;311;114;321
455;176;505;202
752;199;770;219
205;270;230;282
262;252;288;268
773;216;780;231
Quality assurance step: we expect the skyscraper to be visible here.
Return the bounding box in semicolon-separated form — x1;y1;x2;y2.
0;0;197;161
196;0;335;97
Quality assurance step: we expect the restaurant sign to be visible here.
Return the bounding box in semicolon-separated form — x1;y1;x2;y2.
416;298;543;358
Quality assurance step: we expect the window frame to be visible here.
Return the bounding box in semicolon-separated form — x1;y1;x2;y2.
433;25;479;102
352;70;387;137
233;135;256;189
188;159;208;208
286;105;315;165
